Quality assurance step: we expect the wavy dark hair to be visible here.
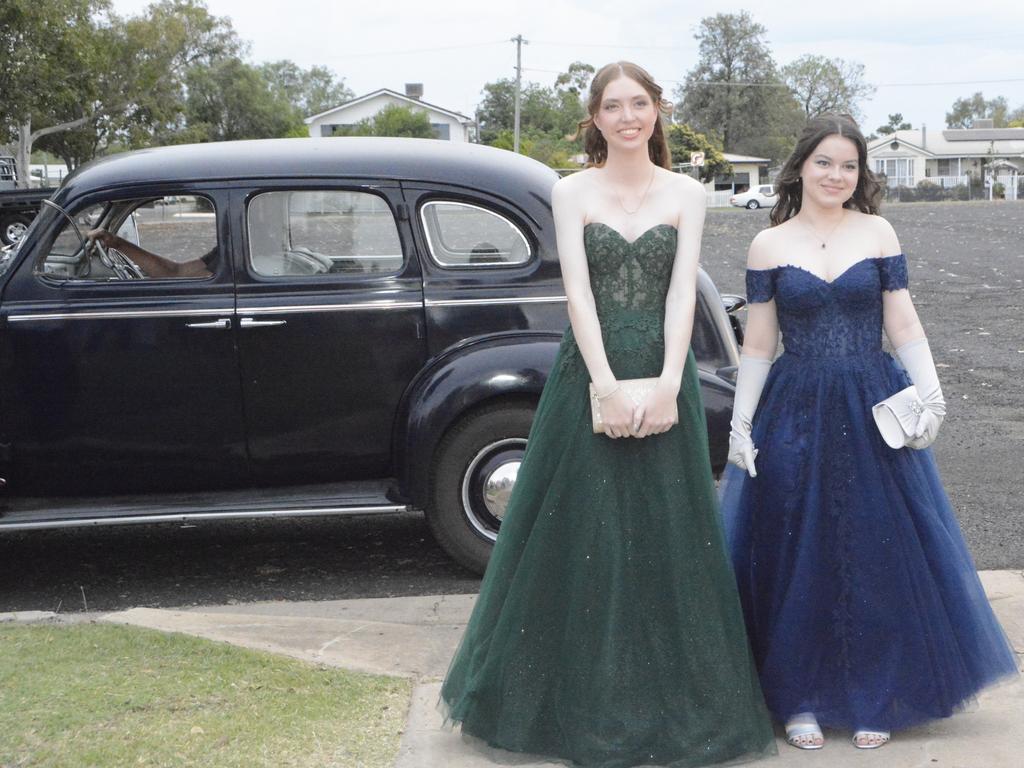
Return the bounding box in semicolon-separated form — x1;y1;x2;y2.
770;113;883;226
576;61;672;169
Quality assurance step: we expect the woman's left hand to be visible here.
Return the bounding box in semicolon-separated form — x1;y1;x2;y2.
633;379;679;438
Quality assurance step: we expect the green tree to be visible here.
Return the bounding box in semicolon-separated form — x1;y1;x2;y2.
0;0;112;183
875;113;912;136
782;54;875;120
675;11;803;162
337;104;435;138
665;124;730;182
183;57;304;142
260;61;354;117
945;92;1010;128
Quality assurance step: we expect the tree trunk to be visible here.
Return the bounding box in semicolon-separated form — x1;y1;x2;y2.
16;121;32;189
15;115;92;187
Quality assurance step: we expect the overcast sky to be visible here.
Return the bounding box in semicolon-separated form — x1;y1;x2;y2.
110;0;1024;138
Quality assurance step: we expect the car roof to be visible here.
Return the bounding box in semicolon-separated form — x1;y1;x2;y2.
57;137;560;202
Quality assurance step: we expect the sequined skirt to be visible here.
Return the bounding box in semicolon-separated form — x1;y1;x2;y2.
720;349;1019;730
440;332;776;768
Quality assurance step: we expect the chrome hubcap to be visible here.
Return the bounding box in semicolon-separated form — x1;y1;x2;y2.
461;437;527;542
5;221;27;243
482;460;521;520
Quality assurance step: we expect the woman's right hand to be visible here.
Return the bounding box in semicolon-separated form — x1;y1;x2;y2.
601;389;637;439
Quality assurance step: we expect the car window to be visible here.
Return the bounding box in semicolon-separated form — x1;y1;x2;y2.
759;186;774;196
39;195;218;281
691;294;730;372
420;201;531;267
247;190;403;278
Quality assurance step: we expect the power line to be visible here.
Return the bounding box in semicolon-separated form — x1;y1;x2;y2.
325;40;507;59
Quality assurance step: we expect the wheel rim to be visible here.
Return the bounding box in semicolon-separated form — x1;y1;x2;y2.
461;437;528;542
747;201;758;209
5;221;27;243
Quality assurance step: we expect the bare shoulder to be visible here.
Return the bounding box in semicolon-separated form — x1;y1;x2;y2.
746;222;792;269
552;170;596;211
661;169;705;197
553;169;593;196
847;210;901;255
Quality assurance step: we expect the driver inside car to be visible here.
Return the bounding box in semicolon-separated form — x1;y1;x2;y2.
86;228;214;278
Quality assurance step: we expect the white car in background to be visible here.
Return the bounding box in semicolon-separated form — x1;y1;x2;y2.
730;185;776;209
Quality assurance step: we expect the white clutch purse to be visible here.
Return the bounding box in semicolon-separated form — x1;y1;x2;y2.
872;385;924;449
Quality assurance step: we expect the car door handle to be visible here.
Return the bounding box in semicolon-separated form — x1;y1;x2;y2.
186;318;232;329
239;317;287;328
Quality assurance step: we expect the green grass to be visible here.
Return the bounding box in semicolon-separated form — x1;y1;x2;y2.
0;623;411;767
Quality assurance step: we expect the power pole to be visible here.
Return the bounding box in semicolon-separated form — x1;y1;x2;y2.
511;34;528;153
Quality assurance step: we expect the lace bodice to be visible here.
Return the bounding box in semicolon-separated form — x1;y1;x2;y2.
583;222;677;315
746;255;908;357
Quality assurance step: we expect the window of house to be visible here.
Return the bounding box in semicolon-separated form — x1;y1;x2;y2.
875;158;914;186
247;190;403;278
420;201;531;267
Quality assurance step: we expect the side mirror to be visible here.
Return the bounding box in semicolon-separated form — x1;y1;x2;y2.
721;294;746;314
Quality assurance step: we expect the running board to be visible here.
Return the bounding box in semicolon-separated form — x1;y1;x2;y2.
0;504;409;531
0;480;411;532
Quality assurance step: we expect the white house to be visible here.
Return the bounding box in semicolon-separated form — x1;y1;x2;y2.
867;121;1024;200
712;153;771;193
305;85;475;142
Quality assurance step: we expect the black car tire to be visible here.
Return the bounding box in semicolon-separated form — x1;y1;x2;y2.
1;213;32;246
426;401;535;575
745;200;759;210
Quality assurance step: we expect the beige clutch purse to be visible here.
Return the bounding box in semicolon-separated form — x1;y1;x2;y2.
589;377;677;433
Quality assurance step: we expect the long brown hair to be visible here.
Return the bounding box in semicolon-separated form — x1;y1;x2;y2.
770;113;882;226
576;61;672;169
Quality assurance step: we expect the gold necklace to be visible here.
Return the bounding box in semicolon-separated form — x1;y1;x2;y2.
798;210;846;249
614;165;657;215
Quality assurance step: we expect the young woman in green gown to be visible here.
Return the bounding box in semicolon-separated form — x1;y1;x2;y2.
440;61;776;768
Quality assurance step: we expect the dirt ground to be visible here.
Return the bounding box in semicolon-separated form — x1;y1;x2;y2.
703;200;1024;569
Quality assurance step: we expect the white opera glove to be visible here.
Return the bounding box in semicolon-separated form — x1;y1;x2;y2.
728;354;773;477
895;338;946;449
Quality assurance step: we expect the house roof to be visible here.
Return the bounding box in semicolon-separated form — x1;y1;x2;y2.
868;128;1024;158
305;89;474;125
723;153;771;163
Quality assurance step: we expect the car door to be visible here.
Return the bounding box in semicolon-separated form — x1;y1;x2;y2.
0;189;249;495
402;184;567;356
232;184;427;485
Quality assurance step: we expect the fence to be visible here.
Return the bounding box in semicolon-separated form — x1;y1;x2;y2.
994;175;1020;201
706;190;735;208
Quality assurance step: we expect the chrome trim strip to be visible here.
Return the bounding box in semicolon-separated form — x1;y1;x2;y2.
237;301;422;315
8;308;232;322
0;504;410;531
426;295;567;308
420;200;532;267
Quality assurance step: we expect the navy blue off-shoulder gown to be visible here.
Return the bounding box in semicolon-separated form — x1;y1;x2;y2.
720;254;1018;730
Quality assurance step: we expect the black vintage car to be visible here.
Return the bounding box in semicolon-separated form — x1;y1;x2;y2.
0;137;742;574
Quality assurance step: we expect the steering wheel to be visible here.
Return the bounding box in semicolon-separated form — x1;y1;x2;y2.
87;235;144;280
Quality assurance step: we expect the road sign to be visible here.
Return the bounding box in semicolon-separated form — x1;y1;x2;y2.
690;152;705;167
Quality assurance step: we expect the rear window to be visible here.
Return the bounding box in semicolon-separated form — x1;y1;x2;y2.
420;201;530;267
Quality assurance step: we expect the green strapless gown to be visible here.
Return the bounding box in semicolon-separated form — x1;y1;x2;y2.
440;223;775;767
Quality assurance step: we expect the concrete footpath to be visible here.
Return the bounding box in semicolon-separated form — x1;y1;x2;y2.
90;571;1023;767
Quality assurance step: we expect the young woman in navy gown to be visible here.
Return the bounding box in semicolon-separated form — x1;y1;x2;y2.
720;113;1019;750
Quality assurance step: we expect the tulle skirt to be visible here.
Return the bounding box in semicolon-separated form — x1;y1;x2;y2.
720;350;1019;730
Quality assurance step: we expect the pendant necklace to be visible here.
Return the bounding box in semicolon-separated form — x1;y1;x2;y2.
799;210;846;249
615;164;656;215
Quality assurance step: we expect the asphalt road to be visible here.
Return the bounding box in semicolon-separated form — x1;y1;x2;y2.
1;200;1021;613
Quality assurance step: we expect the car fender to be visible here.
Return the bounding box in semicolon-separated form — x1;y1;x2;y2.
394;331;561;505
